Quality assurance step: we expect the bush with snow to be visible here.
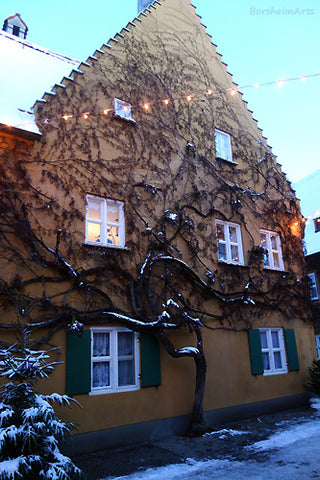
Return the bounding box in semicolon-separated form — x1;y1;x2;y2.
0;342;84;479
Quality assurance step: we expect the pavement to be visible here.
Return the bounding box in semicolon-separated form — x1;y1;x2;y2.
71;406;317;480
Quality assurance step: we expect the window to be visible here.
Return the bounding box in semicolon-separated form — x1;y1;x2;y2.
315;335;320;360
66;331;161;396
260;230;284;270
114;98;133;121
85;195;125;248
308;273;319;300
259;328;288;375
314;217;320;233
214;129;234;163
248;328;299;376
216;220;244;265
91;327;139;394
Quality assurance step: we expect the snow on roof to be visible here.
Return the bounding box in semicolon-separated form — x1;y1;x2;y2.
0;30;80;137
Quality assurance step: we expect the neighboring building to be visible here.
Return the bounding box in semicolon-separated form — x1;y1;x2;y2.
0;0;316;455
294;170;320;359
2;13;28;39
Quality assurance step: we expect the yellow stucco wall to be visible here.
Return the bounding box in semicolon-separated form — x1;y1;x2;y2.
0;0;315;438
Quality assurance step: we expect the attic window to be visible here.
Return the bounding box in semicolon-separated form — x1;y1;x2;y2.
314;217;320;233
215;129;235;163
114;98;133;121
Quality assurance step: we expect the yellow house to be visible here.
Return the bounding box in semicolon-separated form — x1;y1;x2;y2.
0;0;315;455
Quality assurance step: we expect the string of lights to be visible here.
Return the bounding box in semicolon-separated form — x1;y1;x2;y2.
1;71;319;132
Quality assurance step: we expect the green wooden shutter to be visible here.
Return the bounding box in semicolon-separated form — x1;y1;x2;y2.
248;329;264;375
66;330;91;395
284;329;300;371
140;333;161;387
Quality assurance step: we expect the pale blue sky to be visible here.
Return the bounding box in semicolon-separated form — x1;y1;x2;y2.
1;0;319;182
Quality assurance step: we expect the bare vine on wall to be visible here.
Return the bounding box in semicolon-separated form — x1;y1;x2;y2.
0;25;311;433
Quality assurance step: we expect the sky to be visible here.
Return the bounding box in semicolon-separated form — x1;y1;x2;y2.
0;0;319;183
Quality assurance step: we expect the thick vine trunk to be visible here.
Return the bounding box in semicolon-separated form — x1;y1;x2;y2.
190;352;207;434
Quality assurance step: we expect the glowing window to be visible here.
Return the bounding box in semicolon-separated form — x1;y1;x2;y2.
85;195;125;248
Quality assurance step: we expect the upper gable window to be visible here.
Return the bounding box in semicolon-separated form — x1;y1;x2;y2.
85;195;125;248
216;220;244;265
215;129;233;163
260;230;284;271
114;98;133;121
314;218;320;233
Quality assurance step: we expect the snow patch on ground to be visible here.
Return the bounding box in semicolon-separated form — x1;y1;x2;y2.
310;396;320;412
204;428;248;438
104;458;239;480
249;418;320;451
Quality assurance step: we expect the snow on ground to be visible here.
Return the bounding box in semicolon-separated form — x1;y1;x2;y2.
101;412;320;480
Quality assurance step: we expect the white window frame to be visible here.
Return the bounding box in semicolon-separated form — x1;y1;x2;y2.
114;98;133;121
259;328;288;375
308;273;319;301
260;229;284;271
90;327;140;395
214;129;235;163
85;195;125;248
215;220;244;265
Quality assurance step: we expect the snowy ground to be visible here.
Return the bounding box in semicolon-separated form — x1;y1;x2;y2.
102;416;320;479
74;402;320;480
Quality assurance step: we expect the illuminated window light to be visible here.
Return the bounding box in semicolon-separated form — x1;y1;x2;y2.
186;95;193;102
163;98;170;105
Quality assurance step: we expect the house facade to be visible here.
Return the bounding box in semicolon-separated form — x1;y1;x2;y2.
0;0;316;455
294;170;320;358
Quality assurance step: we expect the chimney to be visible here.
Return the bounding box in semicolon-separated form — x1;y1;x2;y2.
2;13;28;39
138;0;153;13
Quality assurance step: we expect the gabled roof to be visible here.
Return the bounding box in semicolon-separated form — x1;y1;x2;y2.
0;29;79;138
3;12;28;29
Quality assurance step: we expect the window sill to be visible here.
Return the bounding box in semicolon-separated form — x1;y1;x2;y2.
216;156;238;165
262;369;288;376
263;266;285;272
113;114;137;125
89;385;140;395
83;242;130;251
218;260;248;268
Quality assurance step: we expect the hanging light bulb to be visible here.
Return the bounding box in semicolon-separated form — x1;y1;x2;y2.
163;98;170;105
186;95;193;102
